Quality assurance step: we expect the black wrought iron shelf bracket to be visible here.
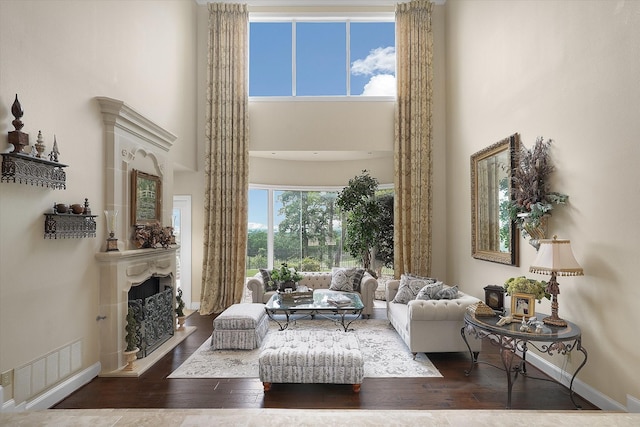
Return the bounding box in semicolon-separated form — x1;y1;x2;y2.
44;213;98;239
1;152;68;189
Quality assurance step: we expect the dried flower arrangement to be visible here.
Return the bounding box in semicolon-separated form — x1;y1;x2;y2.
133;222;174;249
507;137;568;233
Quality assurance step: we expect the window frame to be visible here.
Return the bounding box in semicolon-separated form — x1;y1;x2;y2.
248;12;396;100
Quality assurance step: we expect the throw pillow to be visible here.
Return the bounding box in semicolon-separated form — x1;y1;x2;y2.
330;267;365;292
392;274;437;304
259;268;278;292
415;281;444;300
434;285;459;300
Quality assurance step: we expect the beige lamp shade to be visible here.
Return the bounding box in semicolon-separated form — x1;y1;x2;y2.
529;236;584;276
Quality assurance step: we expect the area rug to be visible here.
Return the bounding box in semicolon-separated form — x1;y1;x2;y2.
168;316;442;379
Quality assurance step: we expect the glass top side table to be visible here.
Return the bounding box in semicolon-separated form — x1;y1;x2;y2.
461;310;588;409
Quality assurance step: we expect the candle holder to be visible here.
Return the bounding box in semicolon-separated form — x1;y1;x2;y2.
104;210;119;252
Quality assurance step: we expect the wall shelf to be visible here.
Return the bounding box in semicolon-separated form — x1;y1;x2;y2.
2;152;67;189
44;213;97;239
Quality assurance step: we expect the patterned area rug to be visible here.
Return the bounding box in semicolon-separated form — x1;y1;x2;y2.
168;316;442;379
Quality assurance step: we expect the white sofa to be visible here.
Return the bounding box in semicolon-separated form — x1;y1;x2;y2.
386;279;483;357
246;271;378;318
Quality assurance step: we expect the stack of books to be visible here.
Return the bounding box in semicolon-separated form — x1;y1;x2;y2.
278;290;314;304
327;295;353;307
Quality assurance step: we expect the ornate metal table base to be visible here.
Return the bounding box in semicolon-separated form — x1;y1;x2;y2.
461;311;588;409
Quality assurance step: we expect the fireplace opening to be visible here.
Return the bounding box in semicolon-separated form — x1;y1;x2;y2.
128;275;174;358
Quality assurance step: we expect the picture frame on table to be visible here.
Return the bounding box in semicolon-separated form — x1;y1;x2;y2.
131;169;162;225
511;292;535;318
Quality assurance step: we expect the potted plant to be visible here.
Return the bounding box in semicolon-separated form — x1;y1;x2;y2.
504;276;550;303
176;287;186;331
123;306;139;371
335;170;381;271
269;262;303;291
507;137;568;246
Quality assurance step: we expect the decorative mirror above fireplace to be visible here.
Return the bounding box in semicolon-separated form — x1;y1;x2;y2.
471;133;520;265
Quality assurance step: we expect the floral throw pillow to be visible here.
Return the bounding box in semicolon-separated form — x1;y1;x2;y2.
416;281;444;300
259;268;278;292
392;274;437;304
330;267;365;292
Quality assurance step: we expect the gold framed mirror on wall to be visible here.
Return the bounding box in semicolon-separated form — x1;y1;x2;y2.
471;133;520;265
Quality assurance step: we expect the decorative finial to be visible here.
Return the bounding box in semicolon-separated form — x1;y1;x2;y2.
7;94;29;153
49;135;60;162
35;130;46;158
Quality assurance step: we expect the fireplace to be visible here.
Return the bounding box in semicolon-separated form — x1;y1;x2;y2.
128;275;174;358
95;248;177;375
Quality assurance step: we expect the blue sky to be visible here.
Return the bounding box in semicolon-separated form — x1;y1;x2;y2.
249;21;396;97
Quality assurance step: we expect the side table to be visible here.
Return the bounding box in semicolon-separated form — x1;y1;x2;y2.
461;311;588;409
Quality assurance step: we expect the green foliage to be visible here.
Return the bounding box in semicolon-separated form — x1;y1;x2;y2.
175;287;185;317
509;137;568;231
336;171;380;270
374;192;394;269
300;257;321;271
125;307;139;352
269;262;304;284
504;276;550;302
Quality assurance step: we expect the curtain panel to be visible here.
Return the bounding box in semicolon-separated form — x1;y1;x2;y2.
200;3;249;315
394;0;434;278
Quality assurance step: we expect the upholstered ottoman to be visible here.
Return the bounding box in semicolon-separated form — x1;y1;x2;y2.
258;330;364;392
211;303;269;350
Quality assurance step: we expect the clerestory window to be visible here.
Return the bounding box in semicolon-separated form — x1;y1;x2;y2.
249;18;396;97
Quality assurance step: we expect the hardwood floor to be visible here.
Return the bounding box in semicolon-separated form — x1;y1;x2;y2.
53;308;597;411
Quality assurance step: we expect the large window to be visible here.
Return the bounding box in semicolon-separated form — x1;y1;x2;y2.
246;187;394;277
246;188;350;275
249;20;395;97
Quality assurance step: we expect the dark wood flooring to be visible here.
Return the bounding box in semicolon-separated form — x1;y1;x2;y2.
53;308;597;411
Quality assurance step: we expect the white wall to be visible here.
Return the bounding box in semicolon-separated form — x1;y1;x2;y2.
445;0;640;409
0;0;197;405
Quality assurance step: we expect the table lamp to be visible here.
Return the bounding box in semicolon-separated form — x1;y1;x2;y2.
529;235;583;327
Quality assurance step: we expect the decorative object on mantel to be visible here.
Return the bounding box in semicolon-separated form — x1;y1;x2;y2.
529;235;584;327
133;222;174;249
8;94;29;153
49;135;60;162
176;287;186;331
507;137;568;250
2;95;67;189
44;199;97;239
104;210;119;251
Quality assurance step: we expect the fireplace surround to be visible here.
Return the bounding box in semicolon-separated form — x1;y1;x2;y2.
94;97;194;376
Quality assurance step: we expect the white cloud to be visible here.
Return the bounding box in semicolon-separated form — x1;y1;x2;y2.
362;74;397;96
248;222;266;230
351;46;396;76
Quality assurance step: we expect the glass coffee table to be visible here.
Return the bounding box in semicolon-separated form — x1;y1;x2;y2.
265;289;364;332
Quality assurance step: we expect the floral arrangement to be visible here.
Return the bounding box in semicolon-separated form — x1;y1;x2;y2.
507;137;568;232
133;223;174;249
504;276;550;302
175;287;185;317
269;262;303;285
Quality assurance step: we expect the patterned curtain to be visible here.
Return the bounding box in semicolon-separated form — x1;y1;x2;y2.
200;3;249;315
394;0;434;278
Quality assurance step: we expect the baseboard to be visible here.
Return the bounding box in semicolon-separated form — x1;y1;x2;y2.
525;351;627;411
1;363;100;412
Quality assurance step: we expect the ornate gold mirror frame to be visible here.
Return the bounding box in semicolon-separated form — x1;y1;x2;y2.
471;133;519;265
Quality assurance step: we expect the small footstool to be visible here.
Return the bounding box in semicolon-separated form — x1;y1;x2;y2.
258;330;364;392
211;303;269;350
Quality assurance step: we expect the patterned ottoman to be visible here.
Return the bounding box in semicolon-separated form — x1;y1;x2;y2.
258;330;364;392
211;303;269;350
